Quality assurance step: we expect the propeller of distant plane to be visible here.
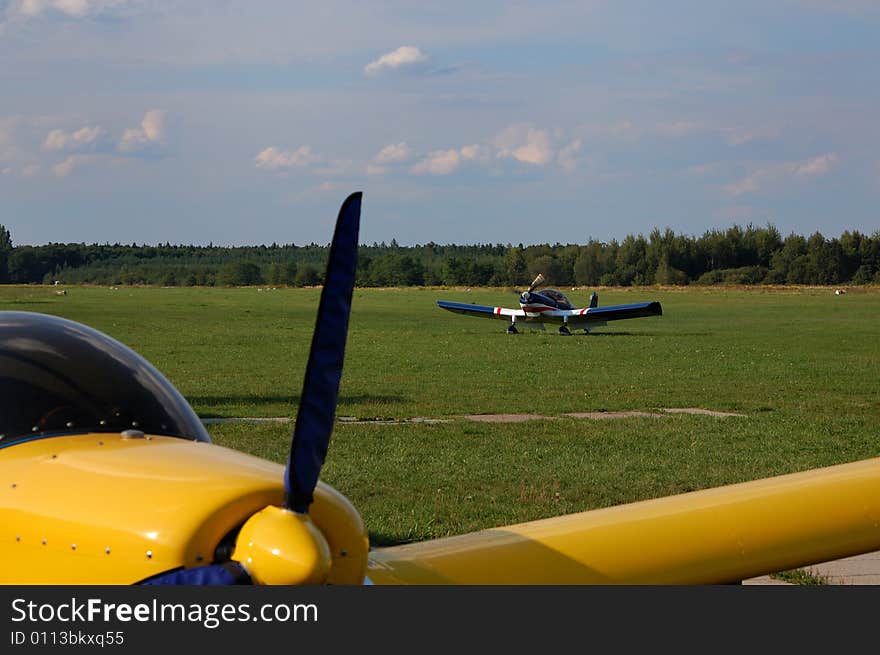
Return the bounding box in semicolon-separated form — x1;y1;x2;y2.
518;273;545;302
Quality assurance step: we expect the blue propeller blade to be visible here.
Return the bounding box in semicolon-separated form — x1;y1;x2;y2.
285;192;361;513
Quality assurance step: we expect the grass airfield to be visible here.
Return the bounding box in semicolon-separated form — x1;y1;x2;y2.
2;284;879;546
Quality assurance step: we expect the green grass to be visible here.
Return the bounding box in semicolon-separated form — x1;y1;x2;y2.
771;569;829;585
3;284;880;549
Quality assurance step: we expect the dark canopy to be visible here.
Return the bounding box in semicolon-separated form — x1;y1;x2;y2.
0;311;210;447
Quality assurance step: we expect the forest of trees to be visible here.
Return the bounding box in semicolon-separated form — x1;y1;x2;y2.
0;223;878;288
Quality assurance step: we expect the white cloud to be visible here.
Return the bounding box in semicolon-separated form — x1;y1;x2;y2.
52;154;95;176
411;149;462;175
374;142;411;164
369;142;411;174
5;0;125;20
53;156;77;177
723;153;840;196
118;109;165;153
254;145;320;170
795;153;839;177
364;46;428;76
556;138;583;174
22;163;41;177
43;125;106;151
459;144;485;161
494;124;553;166
410;144;484;175
407;129;584;177
722;126;779;146
723;174;761;197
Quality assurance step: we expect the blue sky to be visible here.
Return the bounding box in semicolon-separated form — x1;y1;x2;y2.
1;1;878;246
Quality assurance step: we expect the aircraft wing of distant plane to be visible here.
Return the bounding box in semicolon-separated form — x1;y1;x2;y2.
570;301;663;323
436;298;662;334
436;301;526;320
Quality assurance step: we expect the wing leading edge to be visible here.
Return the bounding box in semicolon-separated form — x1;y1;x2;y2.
436;300;524;320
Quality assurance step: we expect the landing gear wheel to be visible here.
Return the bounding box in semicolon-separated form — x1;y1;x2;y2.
506;324;519;335
559;325;571;336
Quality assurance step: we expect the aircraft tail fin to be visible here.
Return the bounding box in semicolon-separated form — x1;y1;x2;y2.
589;291;598;309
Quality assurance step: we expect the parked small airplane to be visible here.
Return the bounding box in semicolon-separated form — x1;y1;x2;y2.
437;274;662;335
3;192;880;586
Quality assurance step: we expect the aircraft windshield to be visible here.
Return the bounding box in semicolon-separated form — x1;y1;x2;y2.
0;312;211;448
542;289;573;308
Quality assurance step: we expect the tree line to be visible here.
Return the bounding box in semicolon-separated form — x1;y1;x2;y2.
0;223;878;288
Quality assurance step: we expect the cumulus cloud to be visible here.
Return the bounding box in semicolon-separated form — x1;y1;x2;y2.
494;124;553;166
406;126;585;177
410;149;463;175
118;109;165;153
459;144;485;161
254;145;320;170
723;153;839;196
795;153;839;177
374;142;411;164
364;46;429;76
556;138;583;174
52;154;95;177
722;126;779;146
368;142;411;175
43;125;107;152
5;0;126;20
723;174;761;197
410;144;483;176
53;155;77;177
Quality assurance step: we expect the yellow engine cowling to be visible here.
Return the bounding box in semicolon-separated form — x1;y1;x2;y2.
0;433;368;585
